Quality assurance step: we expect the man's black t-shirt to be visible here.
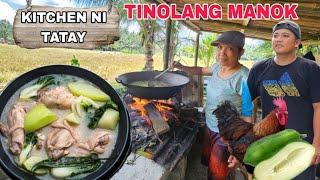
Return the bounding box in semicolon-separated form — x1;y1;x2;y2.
247;57;320;179
248;57;320;142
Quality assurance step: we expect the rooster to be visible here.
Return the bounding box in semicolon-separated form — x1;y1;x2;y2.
213;97;288;161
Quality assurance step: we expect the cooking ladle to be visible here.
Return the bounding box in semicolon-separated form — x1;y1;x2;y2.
148;60;180;87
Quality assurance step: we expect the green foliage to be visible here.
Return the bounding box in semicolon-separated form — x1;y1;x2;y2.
0;20;13;43
73;0;160;70
71;55;80;67
199;34;217;67
299;44;320;58
243;41;274;61
107;28;143;54
180;33;217;67
180;45;194;58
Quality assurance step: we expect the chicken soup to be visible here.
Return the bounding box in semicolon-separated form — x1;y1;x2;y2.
0;75;120;179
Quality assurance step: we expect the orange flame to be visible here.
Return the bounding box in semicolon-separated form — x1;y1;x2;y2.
128;97;174;126
155;102;172;121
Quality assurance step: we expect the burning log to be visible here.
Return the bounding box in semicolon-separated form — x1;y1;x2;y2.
125;93;203;171
151;99;179;109
144;103;170;135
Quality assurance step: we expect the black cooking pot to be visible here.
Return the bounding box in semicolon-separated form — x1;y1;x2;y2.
116;71;189;99
0;65;131;180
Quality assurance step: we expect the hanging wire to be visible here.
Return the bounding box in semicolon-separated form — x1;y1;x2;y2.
26;0;32;11
107;0;113;13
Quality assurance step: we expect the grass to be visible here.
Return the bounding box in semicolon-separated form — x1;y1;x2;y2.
0;44;256;89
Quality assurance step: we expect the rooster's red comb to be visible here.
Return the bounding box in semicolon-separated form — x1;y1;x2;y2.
273;97;287;111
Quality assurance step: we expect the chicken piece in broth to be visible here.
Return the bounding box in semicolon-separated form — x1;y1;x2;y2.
47;128;75;160
38;86;74;109
8;103;27;155
78;130;109;154
46;120;79;160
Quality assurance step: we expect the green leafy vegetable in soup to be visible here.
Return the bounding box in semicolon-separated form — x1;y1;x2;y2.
20;76;56;100
19;133;37;165
32;154;104;178
87;100;120;129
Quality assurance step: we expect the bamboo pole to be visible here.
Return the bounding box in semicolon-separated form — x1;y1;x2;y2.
194;33;200;66
163;18;172;70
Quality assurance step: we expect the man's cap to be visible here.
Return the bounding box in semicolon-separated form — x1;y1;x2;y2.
211;31;245;49
273;20;301;39
273;20;302;48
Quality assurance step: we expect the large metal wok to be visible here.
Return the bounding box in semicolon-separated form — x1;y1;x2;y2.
116;71;190;99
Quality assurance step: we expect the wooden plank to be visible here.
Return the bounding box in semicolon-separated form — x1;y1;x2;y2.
191;20;273;40
13;5;120;50
152;0;320;41
191;20;319;41
181;74;203;107
248;18;320;32
144;103;170;135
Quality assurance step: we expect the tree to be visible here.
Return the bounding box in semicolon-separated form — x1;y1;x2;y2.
0;20;13;43
73;0;160;70
107;28;143;53
199;34;217;67
168;20;181;65
181;33;217;67
138;18;158;70
243;41;273;61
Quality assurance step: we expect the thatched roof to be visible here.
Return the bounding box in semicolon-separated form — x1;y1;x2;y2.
150;0;320;43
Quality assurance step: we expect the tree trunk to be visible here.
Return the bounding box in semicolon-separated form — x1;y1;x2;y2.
143;21;154;71
168;21;180;65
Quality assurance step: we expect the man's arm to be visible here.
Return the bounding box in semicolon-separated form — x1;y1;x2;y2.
312;102;320;164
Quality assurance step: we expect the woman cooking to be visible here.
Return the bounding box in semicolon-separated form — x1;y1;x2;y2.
172;31;253;179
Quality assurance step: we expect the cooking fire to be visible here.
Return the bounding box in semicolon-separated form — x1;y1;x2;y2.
124;94;203;170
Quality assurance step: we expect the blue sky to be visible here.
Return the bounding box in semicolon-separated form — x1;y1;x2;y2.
0;0;74;23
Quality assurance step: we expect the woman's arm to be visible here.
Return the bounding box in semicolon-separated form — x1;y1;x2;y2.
241;116;253;123
173;61;212;76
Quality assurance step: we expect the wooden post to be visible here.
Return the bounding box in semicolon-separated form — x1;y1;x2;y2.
163;19;172;70
194;33;200;66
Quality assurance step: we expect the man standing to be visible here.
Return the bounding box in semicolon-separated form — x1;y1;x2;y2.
247;20;320;179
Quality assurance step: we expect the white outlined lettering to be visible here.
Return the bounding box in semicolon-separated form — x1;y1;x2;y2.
20;11;87;23
91;11;107;23
40;31;87;43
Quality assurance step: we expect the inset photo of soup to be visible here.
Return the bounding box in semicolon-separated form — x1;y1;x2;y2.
0;65;130;180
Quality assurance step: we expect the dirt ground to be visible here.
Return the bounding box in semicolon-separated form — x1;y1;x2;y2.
185;127;208;180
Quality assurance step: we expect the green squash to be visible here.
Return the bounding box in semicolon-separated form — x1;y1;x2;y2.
24;103;57;132
67;81;110;102
254;141;315;180
97;109;120;130
244;129;302;167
